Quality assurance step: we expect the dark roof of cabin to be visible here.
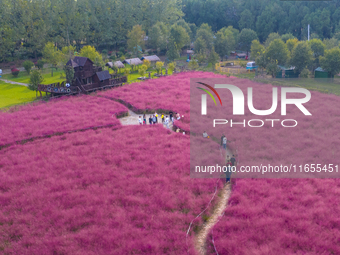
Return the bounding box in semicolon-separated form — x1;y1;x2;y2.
96;70;111;81
66;56;93;67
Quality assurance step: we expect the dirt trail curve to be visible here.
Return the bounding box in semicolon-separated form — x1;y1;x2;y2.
195;183;231;255
0;78;28;87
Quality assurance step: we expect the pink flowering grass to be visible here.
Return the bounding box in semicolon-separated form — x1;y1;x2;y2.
98;72;230;131
207;178;340;254
0;95;128;146
0;125;221;254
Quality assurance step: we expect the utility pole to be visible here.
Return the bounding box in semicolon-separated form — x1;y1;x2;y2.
308;24;310;41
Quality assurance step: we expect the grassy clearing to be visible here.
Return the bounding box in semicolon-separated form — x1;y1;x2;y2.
2;69;65;85
0;81;37;109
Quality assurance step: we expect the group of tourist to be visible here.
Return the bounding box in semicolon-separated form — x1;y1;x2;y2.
138;111;183;130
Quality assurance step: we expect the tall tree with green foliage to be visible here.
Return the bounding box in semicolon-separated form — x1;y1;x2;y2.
167;37;179;61
23;61;34;74
195;23;214;51
208;47;219;70
281;33;295;43
250;40;265;60
290;41;314;74
320;48;340;78
127;25;146;55
309;39;325;69
79;46;104;68
264;33;281;47
265;39;289;66
43;42;62;77
63;65;75;84
29;70;44;97
214;31;229;61
194;36;206;54
170;25;190;50
238;29;258;55
286;38;298;53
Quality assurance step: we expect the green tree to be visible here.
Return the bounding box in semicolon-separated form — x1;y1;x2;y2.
266;59;279;78
63;65;75;84
208;47;219;70
188;59;199;70
265;39;289;66
238;29;258;55
79;45;104;67
309;39;325;68
320;48;340;78
196;23;214;51
43;42;62;77
286;38;298;53
168;62;176;72
281;33;295;43
323;38;339;50
138;64;148;77
196;50;206;65
127;25;146;54
239;9;254;30
29;70;44;97
194;36;207;54
264;33;281;48
167;37;180;61
250;40;265;60
290;41;314;74
155;61;164;74
214;30;229;61
170;24;190;50
23;60;34;74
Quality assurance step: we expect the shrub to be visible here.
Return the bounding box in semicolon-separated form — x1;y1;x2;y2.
155;61;164;74
36;59;45;70
143;59;151;69
168;62;176;72
188;60;199;70
300;68;310;78
138;64;148;77
11;67;20;77
23;60;35;74
239;61;247;68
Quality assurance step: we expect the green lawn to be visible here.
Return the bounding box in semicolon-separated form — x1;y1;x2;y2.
2;69;65;85
0;81;37;109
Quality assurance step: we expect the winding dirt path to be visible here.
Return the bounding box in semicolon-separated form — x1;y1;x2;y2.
195;183;231;255
0;78;28;86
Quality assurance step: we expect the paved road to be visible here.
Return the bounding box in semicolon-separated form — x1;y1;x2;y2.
0;79;28;87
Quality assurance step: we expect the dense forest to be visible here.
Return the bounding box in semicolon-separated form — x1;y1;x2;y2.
1;0;340;62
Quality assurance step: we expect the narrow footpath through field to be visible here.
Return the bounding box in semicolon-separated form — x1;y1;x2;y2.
0;78;28;86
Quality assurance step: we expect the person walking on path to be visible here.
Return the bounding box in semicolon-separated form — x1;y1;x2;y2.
221;134;225;146
155;112;158;123
226;160;232;183
138;116;143;125
222;136;227;150
152;115;157;124
165;116;170;129
149;115;153;125
203;131;208;138
230;155;236;166
143;114;146;125
161;114;164;123
169;111;173;122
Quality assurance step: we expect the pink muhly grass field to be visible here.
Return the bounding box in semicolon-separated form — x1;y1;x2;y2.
98;71;231;131
207;178;340;254
0;125;221;254
0;95;128;146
